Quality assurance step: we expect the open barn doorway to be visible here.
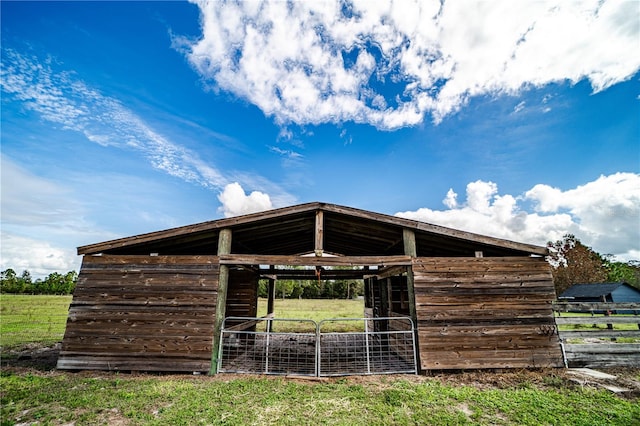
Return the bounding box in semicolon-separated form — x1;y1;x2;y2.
218;264;418;376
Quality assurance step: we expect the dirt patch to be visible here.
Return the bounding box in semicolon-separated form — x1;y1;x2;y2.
1;343;60;371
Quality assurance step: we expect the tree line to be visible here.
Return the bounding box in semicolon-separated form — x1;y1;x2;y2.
258;277;365;300
1;234;637;297
547;234;640;295
0;269;77;295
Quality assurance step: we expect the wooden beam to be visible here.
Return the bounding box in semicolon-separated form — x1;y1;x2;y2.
219;254;412;266
552;302;640;312
375;265;407;280
315;210;324;256
211;228;232;375
258;268;366;280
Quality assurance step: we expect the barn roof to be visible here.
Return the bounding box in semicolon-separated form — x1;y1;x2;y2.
78;202;548;257
558;282;635;299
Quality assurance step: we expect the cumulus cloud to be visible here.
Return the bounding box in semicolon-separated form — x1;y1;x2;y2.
217;182;273;217
395;173;640;261
183;0;639;129
0;156;97;277
0;232;79;277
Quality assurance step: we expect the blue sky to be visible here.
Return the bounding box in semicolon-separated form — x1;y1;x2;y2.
1;0;639;276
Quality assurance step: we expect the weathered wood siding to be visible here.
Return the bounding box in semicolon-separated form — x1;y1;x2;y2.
222;268;258;331
226;269;258;318
413;257;564;370
57;255;219;372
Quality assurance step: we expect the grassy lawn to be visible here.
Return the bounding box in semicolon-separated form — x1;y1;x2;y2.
257;297;366;332
257;297;364;320
1;370;639;425
0;295;71;348
1;296;639;425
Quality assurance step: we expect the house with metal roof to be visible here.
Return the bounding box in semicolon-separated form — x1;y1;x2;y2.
558;282;640;303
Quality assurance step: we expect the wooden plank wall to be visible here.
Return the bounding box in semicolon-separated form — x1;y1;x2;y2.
223;268;258;329
413;257;564;370
57;255;219;372
390;275;410;316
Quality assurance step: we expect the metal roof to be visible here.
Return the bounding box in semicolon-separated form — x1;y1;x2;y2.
78;202;548;257
558;282;632;299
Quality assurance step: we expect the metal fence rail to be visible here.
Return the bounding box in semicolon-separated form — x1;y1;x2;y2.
219;317;317;375
318;318;417;376
218;316;417;376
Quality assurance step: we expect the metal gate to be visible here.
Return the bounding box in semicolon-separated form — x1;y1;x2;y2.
218;316;417;376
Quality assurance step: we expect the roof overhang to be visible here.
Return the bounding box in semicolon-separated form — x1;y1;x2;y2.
78;202;548;257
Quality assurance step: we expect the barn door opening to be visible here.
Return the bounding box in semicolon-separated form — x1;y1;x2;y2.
217;264;417;376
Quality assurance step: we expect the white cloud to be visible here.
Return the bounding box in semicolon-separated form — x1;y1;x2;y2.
395;173;640;261
0;156;98;277
217;182;273;218
1;49;296;216
183;0;640;129
1;49;227;190
0;232;79;278
513;101;526;113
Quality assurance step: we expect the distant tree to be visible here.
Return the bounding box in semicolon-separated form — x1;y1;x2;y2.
1;268;77;294
603;257;640;289
1;268;19;293
546;234;608;295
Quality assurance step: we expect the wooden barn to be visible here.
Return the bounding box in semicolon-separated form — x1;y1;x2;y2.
57;202;564;374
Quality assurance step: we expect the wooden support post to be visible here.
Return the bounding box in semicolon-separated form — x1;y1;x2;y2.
379;277;389;327
211;228;232;375
267;276;276;332
403;229;417;324
403;228;420;373
267;277;276;315
315;210;324;256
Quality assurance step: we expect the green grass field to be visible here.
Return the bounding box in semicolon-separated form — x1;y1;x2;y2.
1;295;639;425
257;297;364;320
257;297;366;332
0;295;71;348
1;369;638;425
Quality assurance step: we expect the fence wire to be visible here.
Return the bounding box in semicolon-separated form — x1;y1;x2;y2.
218;316;417;376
